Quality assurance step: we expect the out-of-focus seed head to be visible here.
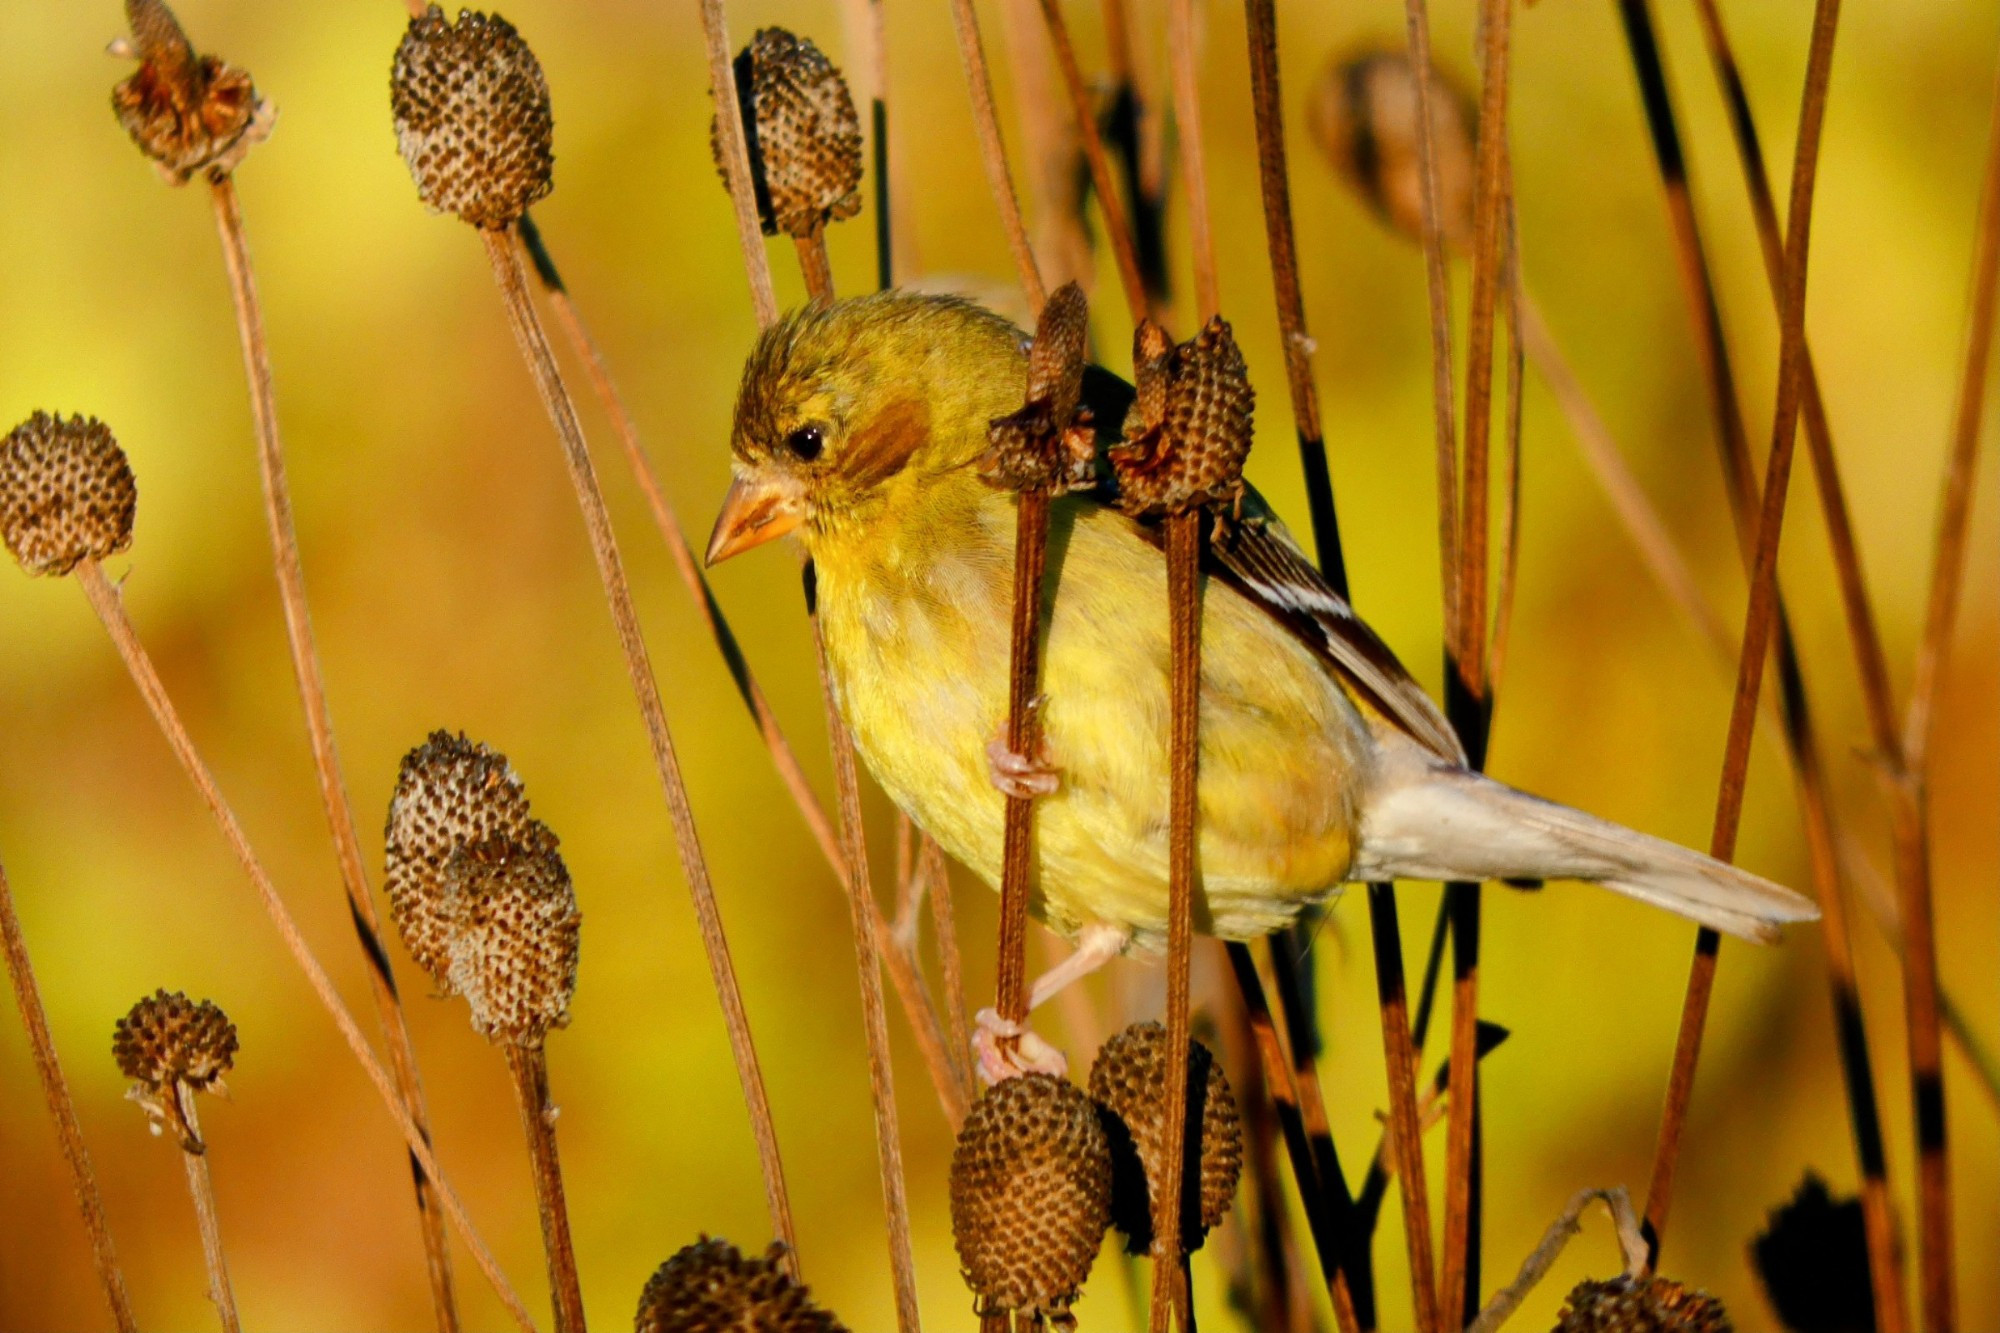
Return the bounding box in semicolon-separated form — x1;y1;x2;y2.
1306;47;1476;248
713;28;862;239
111;0;274;184
1110;317;1255;522
983;282;1099;496
1087;1021;1243;1254
0;413;137;577
439;830;579;1044
385;731;535;976
391;7;555;229
950;1073;1112;1325
1750;1173;1876;1333
1553;1275;1734;1333
634;1238;846;1333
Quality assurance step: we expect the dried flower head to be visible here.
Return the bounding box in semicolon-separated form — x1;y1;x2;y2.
437;831;579;1044
110;0;274;184
715;28;862;239
1306;47;1477;248
1554;1275;1734;1333
1087;1021;1243;1253
1110;317;1255;522
391;7;555;229
1750;1173;1877;1333
983;283;1099;495
950;1073;1112;1326
114;989;237;1151
0;413;137;577
635;1238;845;1333
386;729;535;975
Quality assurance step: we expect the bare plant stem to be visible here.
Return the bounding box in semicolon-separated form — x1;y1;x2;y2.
994;489;1050;1034
1464;1188;1647;1333
0;862;135;1332
479;228;796;1267
698;0;778;328
502;1046;585;1333
1367;885;1438;1333
947;0;1047;312
924;839;975;1089
1640;0;1843;1260
72;560;538;1333
207;176;461;1333
175;1088;240;1333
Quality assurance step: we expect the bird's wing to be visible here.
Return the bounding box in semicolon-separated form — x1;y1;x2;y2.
1077;366;1467;766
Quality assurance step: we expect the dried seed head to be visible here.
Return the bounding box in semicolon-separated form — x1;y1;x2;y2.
983;283;1098;495
1554;1276;1733;1333
386;730;534;977
111;0;274;184
0;413;137;577
1110;317;1255;521
438;831;579;1044
949;1073;1112;1324
1087;1021;1243;1254
715;29;862;239
114;990;237;1093
635;1238;846;1333
1751;1173;1876;1333
391;7;555;229
1306;47;1476;248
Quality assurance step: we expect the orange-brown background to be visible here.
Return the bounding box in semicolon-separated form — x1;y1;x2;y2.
0;1;1993;1328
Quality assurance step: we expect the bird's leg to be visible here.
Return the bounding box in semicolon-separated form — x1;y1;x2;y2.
973;922;1130;1084
985;696;1060;798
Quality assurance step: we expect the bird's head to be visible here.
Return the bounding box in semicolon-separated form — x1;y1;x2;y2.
706;290;1028;566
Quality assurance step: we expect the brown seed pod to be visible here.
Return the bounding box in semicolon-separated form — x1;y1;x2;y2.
391;7;555;230
714;28;863;239
1306;47;1477;249
1087;1021;1244;1254
111;0;274;184
1750;1173;1876;1333
0;412;137;577
634;1237;845;1333
982;282;1100;496
113;989;238;1093
1553;1275;1733;1333
437;831;579;1045
1110;317;1255;522
949;1073;1112;1325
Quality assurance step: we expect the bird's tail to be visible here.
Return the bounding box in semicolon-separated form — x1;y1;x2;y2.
1351;757;1820;943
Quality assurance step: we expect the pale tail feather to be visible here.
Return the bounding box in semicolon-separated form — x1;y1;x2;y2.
1351;758;1821;944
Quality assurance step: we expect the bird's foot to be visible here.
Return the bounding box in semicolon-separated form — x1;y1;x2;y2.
986;702;1060;799
973;1008;1069;1085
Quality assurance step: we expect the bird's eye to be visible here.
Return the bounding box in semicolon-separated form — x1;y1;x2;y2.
783;425;824;463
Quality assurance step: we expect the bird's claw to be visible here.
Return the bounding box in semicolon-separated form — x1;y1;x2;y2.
986;702;1060;798
973;1007;1069;1085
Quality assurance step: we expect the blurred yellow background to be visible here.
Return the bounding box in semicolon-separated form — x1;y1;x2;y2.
1;0;1994;1329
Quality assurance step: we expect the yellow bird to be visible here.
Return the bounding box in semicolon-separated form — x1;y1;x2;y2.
707;291;1816;1072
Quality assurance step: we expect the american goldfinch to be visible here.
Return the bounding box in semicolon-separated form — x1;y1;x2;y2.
708;292;1816;1015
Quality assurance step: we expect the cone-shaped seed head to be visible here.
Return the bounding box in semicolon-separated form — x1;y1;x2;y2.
635;1238;845;1333
0;413;137;576
1750;1173;1873;1333
983;282;1098;496
440;831;579;1044
950;1073;1112;1322
1111;317;1255;520
1553;1276;1733;1333
111;0;274;184
391;7;554;229
113;989;237;1092
714;28;862;239
1306;47;1476;248
1087;1021;1243;1254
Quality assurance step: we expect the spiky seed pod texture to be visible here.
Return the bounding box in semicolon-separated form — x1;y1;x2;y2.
949;1073;1112;1324
983;282;1099;496
1087;1021;1244;1254
113;990;237;1093
634;1238;846;1333
1552;1276;1734;1333
714;28;862;239
0;412;137;577
111;0;274;184
1306;47;1477;248
1110;317;1255;521
385;729;536;979
391;7;555;230
438;832;579;1044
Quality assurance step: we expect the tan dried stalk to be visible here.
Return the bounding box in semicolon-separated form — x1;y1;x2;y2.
0;862;135;1331
478;227;797;1264
71;560;539;1333
503;1045;585;1333
947;0;1047;312
175;1088;241;1333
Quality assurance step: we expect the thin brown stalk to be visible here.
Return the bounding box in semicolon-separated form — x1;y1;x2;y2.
994;490;1050;1032
503;1046;584;1333
1487;214;1525;696
1367;885;1438;1333
923;838;975;1089
0;862;135;1332
698;0;778;329
175;1089;240;1333
1464;1188;1647;1333
72;560;539;1333
1166;0;1218;322
1642;0;1842;1259
479;228;795;1266
948;0;1048;310
208;176;460;1333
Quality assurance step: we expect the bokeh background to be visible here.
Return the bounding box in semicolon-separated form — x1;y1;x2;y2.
1;0;1994;1328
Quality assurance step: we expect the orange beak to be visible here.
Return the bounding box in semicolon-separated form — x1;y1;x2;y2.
705;472;805;565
